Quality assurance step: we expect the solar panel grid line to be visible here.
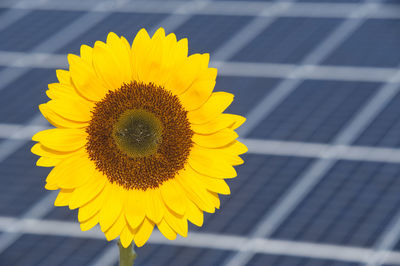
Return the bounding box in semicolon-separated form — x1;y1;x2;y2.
224;1;390;265
227;71;400;266
0;0;117;254
5;121;400;163
89;244;119;266
0;192;58;254
211;1;294;62
2;50;400;83
2;0;400;20
243;139;400;164
217;61;399;83
237;1;377;136
0;0;49;32
0;0;400;264
0;0;211;257
1;216;400;264
365;210;400;266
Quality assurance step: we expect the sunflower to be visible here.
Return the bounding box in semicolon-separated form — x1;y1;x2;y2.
31;28;247;248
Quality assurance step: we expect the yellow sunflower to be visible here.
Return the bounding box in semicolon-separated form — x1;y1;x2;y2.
31;28;247;248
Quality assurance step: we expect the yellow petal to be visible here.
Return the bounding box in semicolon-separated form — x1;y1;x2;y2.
179;79;215;111
93;40;130;91
39;104;88;129
188;92;234;124
46;98;94;122
133;218;155;247
160;179;187;216
45;182;58;190
99;183;125;232
69;170;107;209
175;167;215;213
69;53;109;102
189;147;237;179
131;28;151;81
80;211;99;231
165;53;209;95
104;212;126;241
80;45;93;63
191;143;244;166
78;183;110;222
105;32;133;84
31;143;77;158
208;191;220;209
36;156;61;167
192;129;238;148
125;189;146;229
32;128;87;152
191;114;245;134
54;189;74;206
164;210;187;237
138;28;166;84
45;150;96;189
145;189;165;224
186;200;203;227
197;174;230;195
219;140;248;156
46;83;81;100
56;69;71;85
157;219;177;240
120;225;135;248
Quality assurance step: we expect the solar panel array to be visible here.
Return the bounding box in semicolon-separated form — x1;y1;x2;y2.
0;0;399;265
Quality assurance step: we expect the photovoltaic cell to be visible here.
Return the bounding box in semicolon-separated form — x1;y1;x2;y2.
248;254;360;266
191;155;313;236
0;141;49;217
0;234;108;266
231;17;341;63
0;68;56;124
173;15;253;55
354;90;400;148
215;76;282;116
0;0;400;265
323;19;400;68
0;10;84;52
272;160;400;248
247;80;379;143
57;12;168;55
135;244;233;266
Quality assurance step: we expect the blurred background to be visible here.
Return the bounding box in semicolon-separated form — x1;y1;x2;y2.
0;0;400;265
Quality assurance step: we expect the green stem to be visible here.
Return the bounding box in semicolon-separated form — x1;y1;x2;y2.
118;240;137;266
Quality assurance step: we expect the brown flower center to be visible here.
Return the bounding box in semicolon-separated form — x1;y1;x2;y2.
86;81;193;190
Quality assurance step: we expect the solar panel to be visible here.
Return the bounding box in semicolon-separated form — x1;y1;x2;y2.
0;0;399;265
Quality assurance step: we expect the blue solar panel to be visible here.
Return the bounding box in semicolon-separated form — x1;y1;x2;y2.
299;0;362;2
355;91;400;148
272;160;400;247
1;0;400;265
174;15;253;55
0;10;84;52
1;234;108;266
196;155;313;235
323;19;400;68
0;8;9;15
0;141;49;217
248;254;360;266
247;80;379;143
231;17;342;63
0;68;55;124
58;12;168;54
135;244;233;266
215;76;282;115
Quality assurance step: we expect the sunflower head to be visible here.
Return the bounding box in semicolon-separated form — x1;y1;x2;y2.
32;28;247;247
